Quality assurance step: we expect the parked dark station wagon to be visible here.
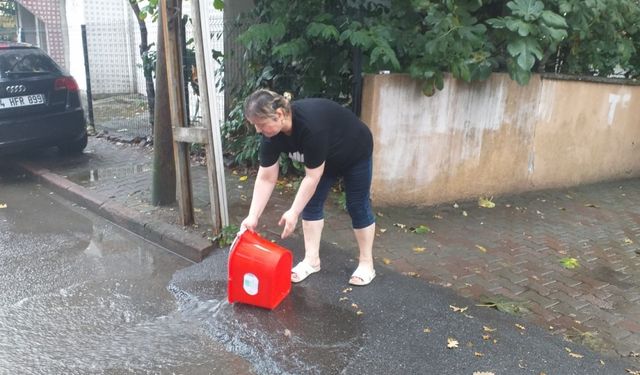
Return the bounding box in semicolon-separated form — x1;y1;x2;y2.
0;42;87;155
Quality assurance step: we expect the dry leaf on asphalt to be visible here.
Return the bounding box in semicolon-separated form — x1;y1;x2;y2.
433;214;443;219
483;325;496;332
339;297;348;302
462;210;468;217
624;237;634;244
413;247;426;253
0;203;6;208
356;310;364;316
472;372;494;375
475;245;487;253
342;287;352;293
447;337;459;348
423;328;431;333
394;223;407;229
515;323;526;330
382;258;392;265
453;203;459;208
379;228;387;233
402;272;420;277
568;352;583;359
284;329;292;337
449;305;468;313
474;352;484;357
239;175;248;182
351;303;358;309
585;203;599;208
482;334;491;340
377;212;384;217
478;197;496;208
626;369;640;375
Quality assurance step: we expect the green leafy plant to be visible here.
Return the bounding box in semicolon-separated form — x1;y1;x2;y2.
215;224;240;247
223;0;640;166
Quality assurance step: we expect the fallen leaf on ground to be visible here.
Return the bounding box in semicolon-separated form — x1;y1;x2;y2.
624;237;634;244
568;352;583;359
402;272;420;277
472;372;494;375
462;210;468;217
433;214;443;219
393;223;406;229
449;305;468;313
474;352;484;357
482;334;491;340
626;369;640;375
377;212;384;217
351;303;358;309
560;257;580;269
413;247;426;253
284;329;291;337
585;203;599;208
423;328;431;333
475;245;487;253
0;203;6;208
412;225;431;234
356;310;364;316
483;325;496;332
339;297;348;302
453;203;459;208
478;197;496;208
382;258;392;265
447;337;459;348
342;287;352;293
239;175;248;182
515;323;526;330
379;228;387;233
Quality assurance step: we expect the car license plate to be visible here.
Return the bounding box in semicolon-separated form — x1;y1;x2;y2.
0;93;45;109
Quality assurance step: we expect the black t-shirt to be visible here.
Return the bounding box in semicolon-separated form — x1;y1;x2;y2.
259;98;373;175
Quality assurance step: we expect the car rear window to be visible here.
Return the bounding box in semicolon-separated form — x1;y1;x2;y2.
0;48;60;77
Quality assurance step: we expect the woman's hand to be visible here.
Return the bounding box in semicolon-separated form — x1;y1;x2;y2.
240;215;259;233
278;209;299;239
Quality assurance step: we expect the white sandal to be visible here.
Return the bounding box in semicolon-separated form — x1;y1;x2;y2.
349;266;376;286
291;261;321;283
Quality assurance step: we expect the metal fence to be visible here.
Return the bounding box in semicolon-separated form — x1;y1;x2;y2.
82;14;225;141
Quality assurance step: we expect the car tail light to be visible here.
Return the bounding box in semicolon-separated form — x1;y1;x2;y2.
54;77;79;92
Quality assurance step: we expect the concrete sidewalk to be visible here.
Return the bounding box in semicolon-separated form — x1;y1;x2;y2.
12;136;640;370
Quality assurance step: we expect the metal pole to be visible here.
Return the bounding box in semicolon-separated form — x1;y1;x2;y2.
81;25;95;133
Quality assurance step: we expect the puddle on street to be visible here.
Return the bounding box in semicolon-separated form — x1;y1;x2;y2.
67;164;151;186
0;176;254;374
168;255;365;375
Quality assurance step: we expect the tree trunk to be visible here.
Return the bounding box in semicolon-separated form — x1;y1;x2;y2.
128;1;156;129
151;9;176;206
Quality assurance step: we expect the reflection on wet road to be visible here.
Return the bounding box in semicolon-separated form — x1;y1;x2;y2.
0;165;252;374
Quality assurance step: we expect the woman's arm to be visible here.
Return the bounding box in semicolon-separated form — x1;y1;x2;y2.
240;163;279;231
279;162;325;238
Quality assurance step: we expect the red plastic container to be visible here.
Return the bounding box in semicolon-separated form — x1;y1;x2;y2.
228;230;292;310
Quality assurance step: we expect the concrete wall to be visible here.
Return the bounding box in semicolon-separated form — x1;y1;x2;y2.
361;73;640;206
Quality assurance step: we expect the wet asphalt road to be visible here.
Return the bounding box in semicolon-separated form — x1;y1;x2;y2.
0;164;253;374
1;161;638;375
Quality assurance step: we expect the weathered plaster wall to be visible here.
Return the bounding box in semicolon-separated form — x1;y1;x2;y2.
361;73;640;206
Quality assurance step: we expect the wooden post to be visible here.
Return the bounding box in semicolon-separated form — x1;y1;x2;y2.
160;0;194;225
193;0;230;228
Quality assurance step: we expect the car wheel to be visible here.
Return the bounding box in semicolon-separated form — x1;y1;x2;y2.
58;132;88;154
